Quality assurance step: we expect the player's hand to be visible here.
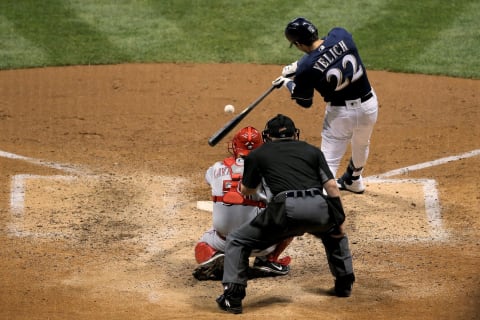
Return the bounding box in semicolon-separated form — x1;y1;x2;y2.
282;61;298;78
272;76;291;89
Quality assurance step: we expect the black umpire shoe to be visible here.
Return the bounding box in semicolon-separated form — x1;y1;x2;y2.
334;273;356;297
216;294;243;314
216;283;246;314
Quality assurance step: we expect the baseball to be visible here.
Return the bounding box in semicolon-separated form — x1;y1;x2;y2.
224;104;235;113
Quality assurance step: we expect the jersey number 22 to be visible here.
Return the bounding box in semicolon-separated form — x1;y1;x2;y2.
326;54;364;91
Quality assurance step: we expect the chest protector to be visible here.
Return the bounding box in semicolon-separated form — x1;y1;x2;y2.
222;157;247;205
212;157;265;208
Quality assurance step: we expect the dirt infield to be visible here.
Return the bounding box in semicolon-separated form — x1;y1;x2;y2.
0;64;479;319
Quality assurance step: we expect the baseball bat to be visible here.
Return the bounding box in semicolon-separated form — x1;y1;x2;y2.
208;85;276;146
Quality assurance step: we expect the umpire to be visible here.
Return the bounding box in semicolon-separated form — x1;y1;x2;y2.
216;114;355;314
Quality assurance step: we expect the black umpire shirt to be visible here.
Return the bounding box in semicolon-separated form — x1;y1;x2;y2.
242;140;334;196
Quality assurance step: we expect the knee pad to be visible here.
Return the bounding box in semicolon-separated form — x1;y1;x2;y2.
194;242;217;264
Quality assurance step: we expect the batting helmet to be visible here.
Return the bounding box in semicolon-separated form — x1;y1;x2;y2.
285;17;318;47
229;126;263;157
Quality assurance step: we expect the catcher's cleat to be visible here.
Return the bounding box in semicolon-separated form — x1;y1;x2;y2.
333;273;355;297
252;256;290;275
337;174;365;194
192;252;224;281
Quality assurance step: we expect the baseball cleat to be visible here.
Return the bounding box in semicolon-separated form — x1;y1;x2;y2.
192;252;224;281
333;273;355;297
216;283;245;314
216;294;243;314
252;256;290;275
337;174;365;194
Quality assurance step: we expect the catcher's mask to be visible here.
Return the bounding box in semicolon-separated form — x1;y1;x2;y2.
229;126;263;158
285;17;318;47
262;114;300;142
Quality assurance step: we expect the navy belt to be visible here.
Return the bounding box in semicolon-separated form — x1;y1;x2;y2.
330;91;373;107
273;189;323;203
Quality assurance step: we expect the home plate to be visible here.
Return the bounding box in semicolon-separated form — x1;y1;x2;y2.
196;201;213;212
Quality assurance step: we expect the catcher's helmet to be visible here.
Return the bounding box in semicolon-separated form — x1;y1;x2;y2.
262;114;300;141
229;126;263;157
285;17;318;47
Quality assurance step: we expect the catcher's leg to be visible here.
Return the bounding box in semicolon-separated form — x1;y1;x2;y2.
249;237;294;276
266;237;293;265
194;241;218;264
193;242;224;281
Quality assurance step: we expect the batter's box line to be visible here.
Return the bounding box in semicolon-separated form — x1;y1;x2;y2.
363;149;480;241
7;172;186;244
10;174;78;217
197;149;480;242
8;174;80;238
370;149;480;179
198;178;446;242
363;178;447;241
0;150;86;174
1;149;90;238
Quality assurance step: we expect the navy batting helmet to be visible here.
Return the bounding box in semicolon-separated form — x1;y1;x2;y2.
285;17;318;47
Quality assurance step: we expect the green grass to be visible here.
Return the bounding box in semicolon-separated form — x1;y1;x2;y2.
0;0;479;78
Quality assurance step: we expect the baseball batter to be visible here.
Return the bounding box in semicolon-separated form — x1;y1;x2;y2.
273;17;379;194
193;126;292;281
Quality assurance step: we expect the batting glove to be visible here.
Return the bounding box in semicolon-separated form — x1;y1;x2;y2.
282;61;298;78
272;76;291;89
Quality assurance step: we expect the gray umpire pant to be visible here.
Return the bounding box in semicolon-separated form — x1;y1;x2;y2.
222;191;354;286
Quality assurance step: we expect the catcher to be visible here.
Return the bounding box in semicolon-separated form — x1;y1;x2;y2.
193;126;293;281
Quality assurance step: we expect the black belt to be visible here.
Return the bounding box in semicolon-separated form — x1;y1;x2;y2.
330;91;373;107
273;189;323;203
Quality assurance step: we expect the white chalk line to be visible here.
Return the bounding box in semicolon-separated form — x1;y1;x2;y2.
3;149;479;242
2;151;186;248
361;178;447;241
363;149;479;241
1;150;86;238
368;149;480;179
10;174;77;216
0;150;84;174
8;174;81;238
197;149;480;242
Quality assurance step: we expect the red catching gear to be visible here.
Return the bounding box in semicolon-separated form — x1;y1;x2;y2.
266;237;294;266
212;195;266;208
195;242;218;264
229;126;263;158
218;156;266;207
270;255;291;267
